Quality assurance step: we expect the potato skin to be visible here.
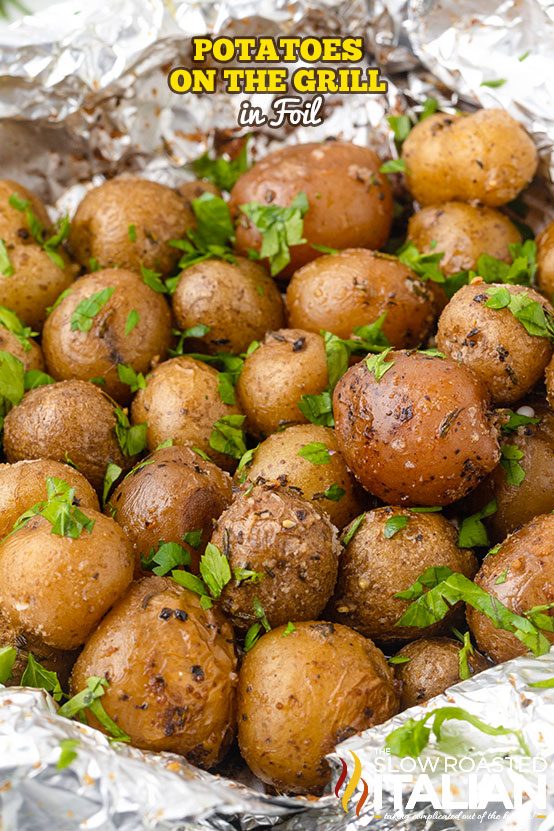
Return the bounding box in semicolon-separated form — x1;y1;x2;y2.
0;244;76;331
176;179;221;211
331;508;477;644
42;268;171;404
237;621;399;794
71;576;237;768
230;142;393;278
393;637;489;709
172;257;285;355
537;220;554;301
214;484;340;630
0;611;78;689
239;424;363;530
237;329;328;438
0;179;51;245
0;459;99;538
333;350;500;506
467;513;554;663
0;511;133;650
131;356;243;471
286;249;436;348
408;202;521;276
69;178;190;276
463;402;554;542
402;109;538;207
547;357;554;409
0;325;44;371
3;379;130;491
437;282;554;405
108;445;232;572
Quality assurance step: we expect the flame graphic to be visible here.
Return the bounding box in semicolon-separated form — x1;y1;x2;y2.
334;750;369;816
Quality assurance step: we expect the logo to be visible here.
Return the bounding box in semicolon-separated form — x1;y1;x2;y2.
335;751;369;816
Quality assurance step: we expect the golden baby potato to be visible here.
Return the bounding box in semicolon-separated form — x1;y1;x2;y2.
286;249;436;348
330;507;477;644
537;220;554;301
230;142;393;279
333;350;500;506
71;576;237;768
171;256;285;355
402;109;538;207
0;611;78;689
69;178;191;276
42;268;171;404
467;513;554;663
237;622;399;794
437;282;553;405
0;179;51;245
238;423;363;530
547;358;554;408
0;511;133;650
0;320;44;371
237;329;328;438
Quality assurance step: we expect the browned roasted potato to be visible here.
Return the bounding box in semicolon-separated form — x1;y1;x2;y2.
68;178;190;276
3;380;132;491
333;350;500;505
0;459;99;538
392;637;489;709
213;483;339;630
408;202;521;276
0;179;51;244
230;142;393;279
463;401;554;541
237;424;363;530
402;109;538;207
171;257;285;355
237;621;399;794
286;249;436;348
237;329;328;438
547;357;554;408
437;281;554;405
0;510;133;650
71;576;237;768
537;220;554;301
42;268;171;404
176;179;221;212
131;356;243;471
0;611;78;689
331;507;477;644
467;513;554;662
108;445;232;572
0;314;44;371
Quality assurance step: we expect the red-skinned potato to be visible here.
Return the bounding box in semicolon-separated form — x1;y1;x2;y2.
42;268;171;404
333;350;500;506
71;576;237;768
230;142;393;279
286;249;436;347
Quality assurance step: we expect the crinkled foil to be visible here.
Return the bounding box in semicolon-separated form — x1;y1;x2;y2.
1;0;554;829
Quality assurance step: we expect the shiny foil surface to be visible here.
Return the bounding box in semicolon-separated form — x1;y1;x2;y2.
0;0;553;828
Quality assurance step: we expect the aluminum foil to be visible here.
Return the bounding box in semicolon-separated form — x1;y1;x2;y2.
1;0;554;829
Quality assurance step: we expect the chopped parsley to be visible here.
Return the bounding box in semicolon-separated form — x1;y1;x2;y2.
380;159;407;174
365;347;394;381
341;512;365;546
169;193;236;272
0;306;37;351
0;645;16;683
125;309;139;335
116;364;146;393
189;141;249;192
384;515;409;539
500;444;526;486
209;414;247;460
102;462;122;505
58;676;130;742
70;287;115;333
142;541;191;576
0;240;13;277
457;499;497;548
57;739;80;770
297;441;331;465
239;192;308;276
113;406;148;457
10;476;95;539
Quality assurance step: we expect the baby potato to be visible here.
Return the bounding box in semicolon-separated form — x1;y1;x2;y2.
230;142;393;278
0;179;51;245
71;576;237;768
238;424;363;530
333;350;500;506
3;380;131;491
402;109;538;207
392;637;489;709
69;178;190;276
108;445;232;572
131;356;243;471
537;220;554;301
0;322;44;371
463;401;554;541
547;357;554;408
408;202;521;276
437;282;554;405
0;510;133;650
171;256;285;355
0;459;98;538
286;249;436;348
176;180;222;219
237;621;399;794
331;508;477;644
237;329;328;437
213;483;339;630
0;611;78;689
467;513;554;663
0;243;77;331
42;268;171;404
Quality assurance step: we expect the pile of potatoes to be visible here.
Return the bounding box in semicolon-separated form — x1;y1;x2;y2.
0;105;553;797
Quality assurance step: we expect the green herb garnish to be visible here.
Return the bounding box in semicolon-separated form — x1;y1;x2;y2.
189;141;249;192
116;364;146;393
58;676;130;742
365;347;394;381
125;309;139;335
341;513;366;546
57;738;80;770
71;287;115;333
142;541;191;576
239;192;308;276
384;515;409;539
500;444;526;486
113;406;148;457
21;653;63;701
458;500;497;548
297;441;331;465
0;645;16;683
209;414;246;460
0;240;14;277
380;159;407;174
